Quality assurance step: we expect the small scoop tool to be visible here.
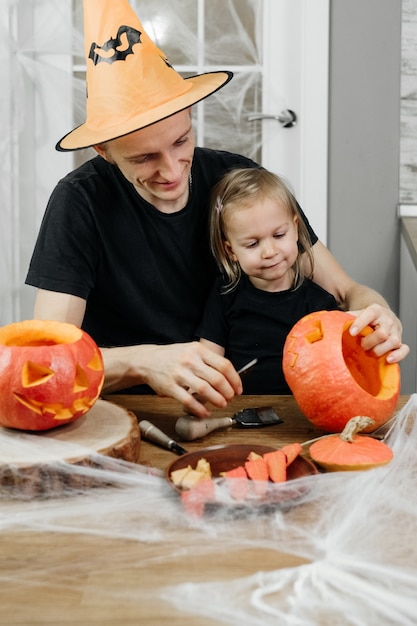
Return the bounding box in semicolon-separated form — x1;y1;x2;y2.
175;406;284;441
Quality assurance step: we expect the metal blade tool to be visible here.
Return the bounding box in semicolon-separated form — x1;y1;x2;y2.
138;359;261;450
175;357;285;441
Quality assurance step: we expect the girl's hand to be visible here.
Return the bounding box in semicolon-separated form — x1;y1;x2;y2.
349;304;409;363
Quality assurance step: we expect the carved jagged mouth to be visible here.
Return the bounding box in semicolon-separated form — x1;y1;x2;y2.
15;357;103;420
13;393;96;420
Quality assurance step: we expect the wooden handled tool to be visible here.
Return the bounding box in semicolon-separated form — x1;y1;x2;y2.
175;415;235;440
138;420;188;455
175;406;283;441
175;359;262;441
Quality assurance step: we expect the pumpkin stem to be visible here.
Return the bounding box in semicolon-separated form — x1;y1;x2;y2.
340;416;375;442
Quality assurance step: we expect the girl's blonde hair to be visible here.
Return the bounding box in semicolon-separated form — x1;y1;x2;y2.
209;167;314;292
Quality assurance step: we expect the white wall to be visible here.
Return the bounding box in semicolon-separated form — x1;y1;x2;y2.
327;0;402;311
400;0;417;205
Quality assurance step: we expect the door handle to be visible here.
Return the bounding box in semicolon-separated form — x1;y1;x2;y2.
247;109;297;128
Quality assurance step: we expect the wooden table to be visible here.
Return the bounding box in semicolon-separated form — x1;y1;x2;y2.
0;394;410;626
104;393;410;471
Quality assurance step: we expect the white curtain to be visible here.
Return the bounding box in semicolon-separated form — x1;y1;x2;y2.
1;0;75;325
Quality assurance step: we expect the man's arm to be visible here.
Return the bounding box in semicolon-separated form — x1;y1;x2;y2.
33;289;242;417
34;289;87;326
310;241;409;363
199;338;226;357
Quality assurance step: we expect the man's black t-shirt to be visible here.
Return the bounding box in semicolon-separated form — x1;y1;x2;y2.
26;148;318;349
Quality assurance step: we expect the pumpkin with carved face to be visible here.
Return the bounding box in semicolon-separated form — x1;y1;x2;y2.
0;320;104;431
282;310;400;433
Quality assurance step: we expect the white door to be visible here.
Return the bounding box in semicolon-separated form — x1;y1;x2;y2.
134;0;329;242
261;0;329;243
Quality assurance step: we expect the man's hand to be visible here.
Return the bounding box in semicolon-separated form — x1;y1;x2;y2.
103;341;243;418
349;304;409;363
141;342;243;417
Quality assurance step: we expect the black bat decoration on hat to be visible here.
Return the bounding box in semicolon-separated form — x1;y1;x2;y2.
89;25;142;65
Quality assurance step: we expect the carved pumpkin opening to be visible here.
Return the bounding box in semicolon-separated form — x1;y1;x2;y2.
0;322;82;347
22;361;54;387
0;320;104;431
74;364;90;392
305;320;324;344
282;310;401;433
341;326;400;400
88;352;105;371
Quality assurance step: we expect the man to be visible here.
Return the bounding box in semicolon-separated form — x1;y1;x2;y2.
26;0;408;418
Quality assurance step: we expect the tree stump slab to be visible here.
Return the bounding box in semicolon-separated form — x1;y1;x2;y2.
0;399;141;497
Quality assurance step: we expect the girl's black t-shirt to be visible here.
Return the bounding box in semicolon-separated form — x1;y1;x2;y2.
197;275;339;394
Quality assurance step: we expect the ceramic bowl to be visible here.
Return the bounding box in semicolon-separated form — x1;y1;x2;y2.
166;443;318;507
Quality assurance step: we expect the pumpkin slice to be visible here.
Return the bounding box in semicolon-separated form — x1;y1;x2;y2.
181;479;216;517
247;451;263;461
222;466;248;479
263;450;286;483
309;416;394;471
244;457;269;481
280;442;302;466
244;456;269;496
170;465;192;488
223;466;249;501
195;457;212;479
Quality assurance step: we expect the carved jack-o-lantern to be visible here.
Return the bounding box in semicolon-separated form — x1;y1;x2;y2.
0;320;104;431
282;310;401;433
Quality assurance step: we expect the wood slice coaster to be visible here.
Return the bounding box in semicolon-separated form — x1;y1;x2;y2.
0;399;141;498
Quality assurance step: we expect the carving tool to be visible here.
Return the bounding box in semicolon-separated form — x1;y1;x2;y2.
138;420;188;455
175;405;283;442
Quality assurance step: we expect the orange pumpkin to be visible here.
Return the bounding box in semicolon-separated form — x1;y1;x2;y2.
0;320;104;431
309;416;394;471
282;310;400;433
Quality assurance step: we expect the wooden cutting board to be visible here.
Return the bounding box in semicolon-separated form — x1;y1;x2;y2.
0;399;140;496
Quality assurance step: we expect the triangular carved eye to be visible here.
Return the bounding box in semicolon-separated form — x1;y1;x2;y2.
87;352;103;371
74;364;89;392
22;361;54;387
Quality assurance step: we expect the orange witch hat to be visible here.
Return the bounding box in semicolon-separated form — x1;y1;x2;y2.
57;0;232;151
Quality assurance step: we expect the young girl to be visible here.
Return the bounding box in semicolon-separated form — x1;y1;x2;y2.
196;167;339;394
